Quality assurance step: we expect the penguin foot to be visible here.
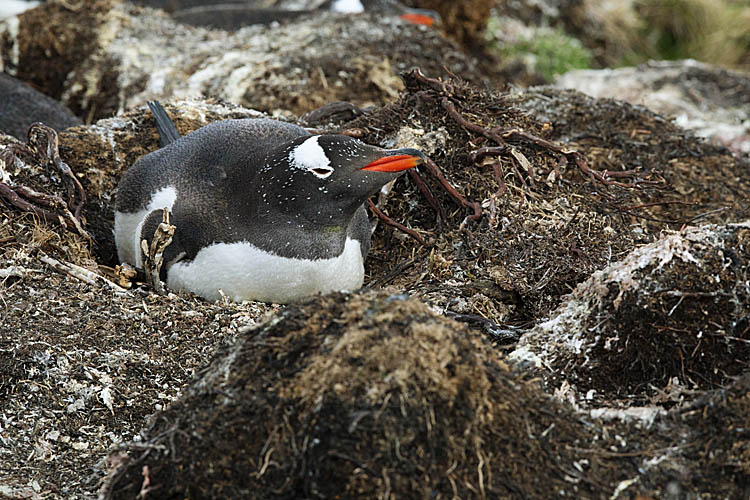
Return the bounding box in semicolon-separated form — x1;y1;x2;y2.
0;124;89;238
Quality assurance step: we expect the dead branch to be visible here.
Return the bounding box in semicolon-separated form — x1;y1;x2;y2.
0;124;90;238
39;253;128;293
365;256;417;289
141;208;176;295
421;156;482;230
408;168;446;222
406;68;458;95
443;97;642;190
408;69;663;197
28;123;87;219
367;199;429;246
444;311;522;344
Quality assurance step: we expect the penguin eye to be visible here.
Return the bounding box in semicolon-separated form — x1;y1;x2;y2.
311;167;334;178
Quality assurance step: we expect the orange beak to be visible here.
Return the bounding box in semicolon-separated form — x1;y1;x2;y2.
400;13;436;26
361;154;422;172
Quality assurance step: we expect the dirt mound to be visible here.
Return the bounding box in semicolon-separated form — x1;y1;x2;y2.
512;222;750;403
100;290;649;499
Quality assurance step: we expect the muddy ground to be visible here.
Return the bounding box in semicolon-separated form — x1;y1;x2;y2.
1;1;749;499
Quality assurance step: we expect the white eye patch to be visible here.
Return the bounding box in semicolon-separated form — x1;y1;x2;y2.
289;136;334;179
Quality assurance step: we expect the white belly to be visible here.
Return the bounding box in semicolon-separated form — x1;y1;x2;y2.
166;238;365;303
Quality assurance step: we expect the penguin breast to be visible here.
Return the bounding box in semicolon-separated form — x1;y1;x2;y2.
165;238;365;303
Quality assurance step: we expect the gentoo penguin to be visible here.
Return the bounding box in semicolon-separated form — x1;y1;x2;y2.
164;0;438;31
0;73;82;140
114;102;424;303
323;0;439;25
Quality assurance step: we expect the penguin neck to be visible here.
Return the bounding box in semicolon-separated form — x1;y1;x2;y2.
255;205;352;260
267;194;360;232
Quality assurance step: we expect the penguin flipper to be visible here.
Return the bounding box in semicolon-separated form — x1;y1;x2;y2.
147;101;181;147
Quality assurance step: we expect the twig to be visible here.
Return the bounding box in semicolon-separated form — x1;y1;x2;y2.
141;208;176;294
16;184;88;235
405;67;457;95
39;253;128;293
368;199;428;245
365;257;417;289
449;97;631;190
682;206;728;224
469;146;507;163
490;160;507;198
28;123;87;220
436;91;657;193
445;311;522;344
507;154;529;191
0;182;68;227
408;168;446;222
421;157;482;230
0;124;90;238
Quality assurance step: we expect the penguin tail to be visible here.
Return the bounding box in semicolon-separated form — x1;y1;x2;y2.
147;101;181;147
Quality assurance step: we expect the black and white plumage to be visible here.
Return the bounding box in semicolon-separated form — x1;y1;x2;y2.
114;102;423;303
0;73;82;140
161;0;439;31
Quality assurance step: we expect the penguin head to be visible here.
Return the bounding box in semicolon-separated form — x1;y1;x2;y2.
324;0;440;26
274;134;424;225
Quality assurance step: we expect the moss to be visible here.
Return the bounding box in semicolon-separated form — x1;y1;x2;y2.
487;23;592;81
